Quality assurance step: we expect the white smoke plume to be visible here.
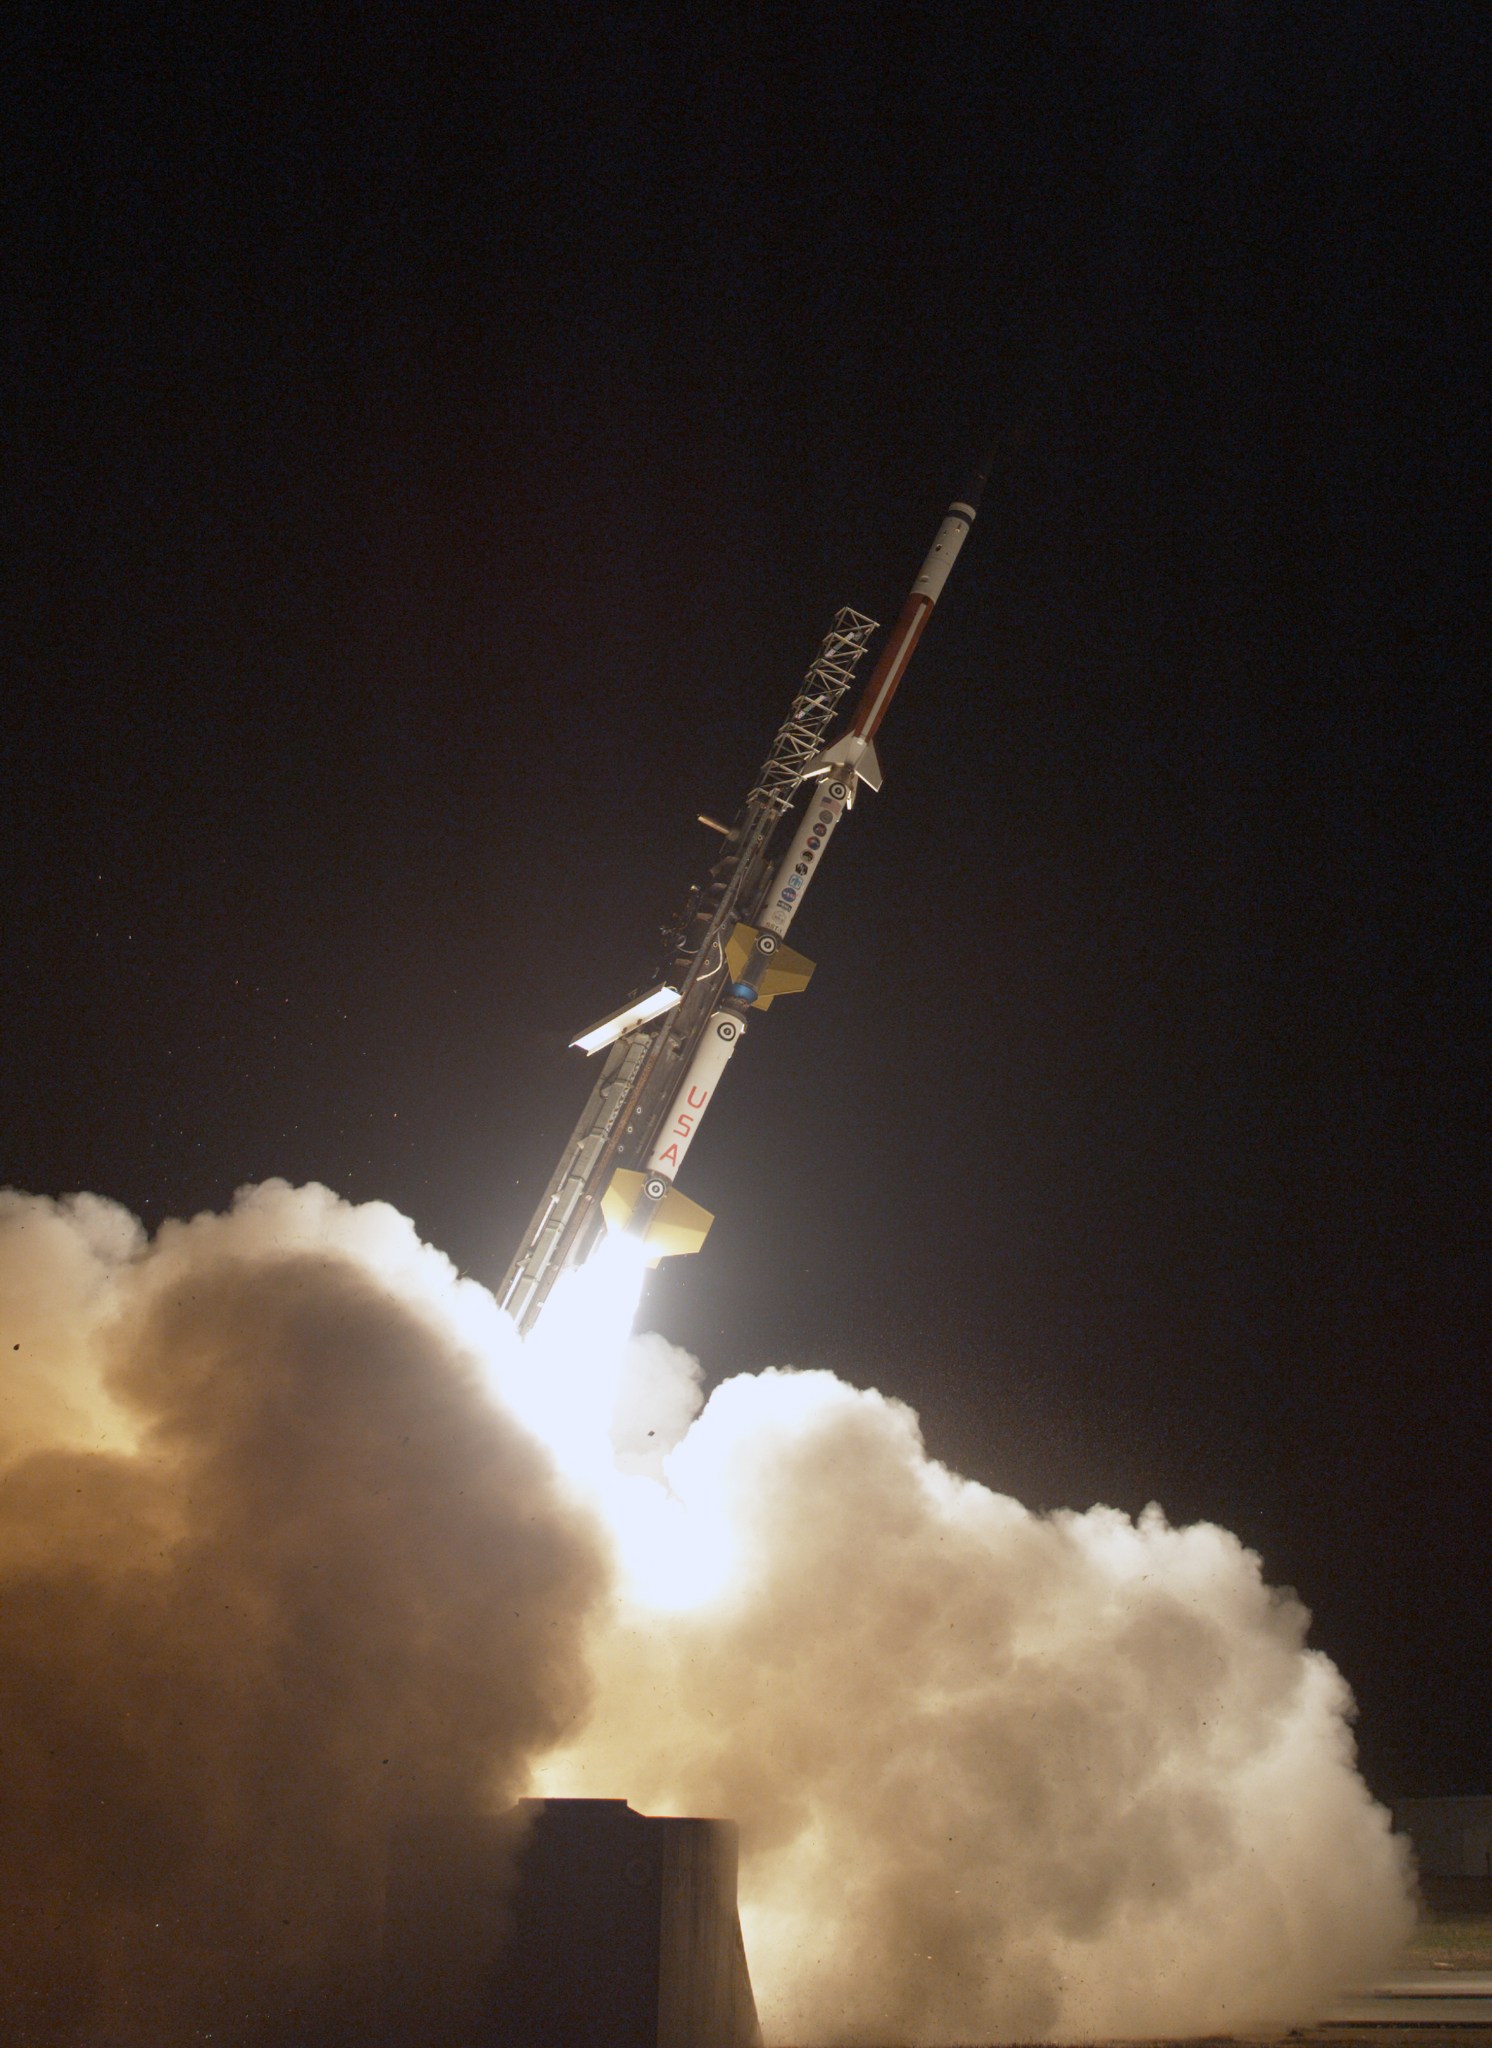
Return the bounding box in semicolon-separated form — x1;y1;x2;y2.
545;1361;1415;2042
0;1181;1413;2044
0;1182;607;2046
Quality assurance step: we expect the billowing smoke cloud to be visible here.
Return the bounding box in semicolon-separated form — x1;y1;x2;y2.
1;1181;1414;2046
545;1356;1416;2044
0;1183;607;2046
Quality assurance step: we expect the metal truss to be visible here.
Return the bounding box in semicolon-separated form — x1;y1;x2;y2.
744;607;879;818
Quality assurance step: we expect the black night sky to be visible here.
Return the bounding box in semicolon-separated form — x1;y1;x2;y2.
6;6;1488;1802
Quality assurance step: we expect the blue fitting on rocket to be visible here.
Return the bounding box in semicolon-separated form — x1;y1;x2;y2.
730;982;757;1002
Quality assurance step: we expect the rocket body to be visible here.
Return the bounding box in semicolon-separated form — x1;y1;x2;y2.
497;461;990;1328
843;495;980;747
758;779;852;942
648;1012;744;1179
729;476;987;1003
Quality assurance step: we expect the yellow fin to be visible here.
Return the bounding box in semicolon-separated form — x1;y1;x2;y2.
725;923;815;1008
603;1169;714;1262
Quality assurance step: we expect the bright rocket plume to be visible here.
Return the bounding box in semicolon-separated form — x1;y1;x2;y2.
0;1179;1412;2047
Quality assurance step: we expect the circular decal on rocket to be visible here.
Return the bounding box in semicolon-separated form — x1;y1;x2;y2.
643;1175;667;1203
716;1018;740;1042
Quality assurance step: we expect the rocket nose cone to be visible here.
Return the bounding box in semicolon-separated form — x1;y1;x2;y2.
961;427;1029;515
961;450;996;515
961;423;1031;516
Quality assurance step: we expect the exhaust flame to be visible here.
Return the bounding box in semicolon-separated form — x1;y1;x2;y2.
497;1237;739;1612
0;1182;1414;2046
494;1234;651;1487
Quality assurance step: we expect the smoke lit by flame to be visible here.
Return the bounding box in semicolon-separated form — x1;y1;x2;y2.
0;1181;1414;2046
497;1223;1415;2044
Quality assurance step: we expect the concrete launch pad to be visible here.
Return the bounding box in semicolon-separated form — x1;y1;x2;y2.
1306;2030;1492;2043
1325;1971;1492;2026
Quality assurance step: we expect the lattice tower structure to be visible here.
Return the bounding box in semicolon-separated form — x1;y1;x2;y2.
743;607;878;820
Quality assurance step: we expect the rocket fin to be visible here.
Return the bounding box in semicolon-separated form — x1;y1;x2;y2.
803;733;882;795
725;924;815;1007
602;1169;715;1263
849;737;883;792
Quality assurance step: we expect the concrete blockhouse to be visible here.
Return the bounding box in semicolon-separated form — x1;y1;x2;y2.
384;1797;761;2048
